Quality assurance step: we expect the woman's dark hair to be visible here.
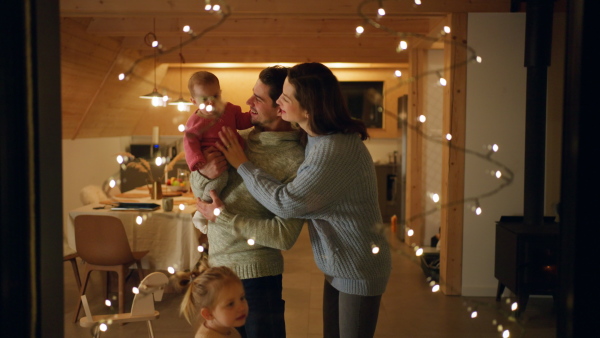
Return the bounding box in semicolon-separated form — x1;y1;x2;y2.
287;62;368;140
259;65;288;107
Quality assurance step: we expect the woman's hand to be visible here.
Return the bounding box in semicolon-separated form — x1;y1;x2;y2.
195;190;225;221
198;146;228;179
215;126;249;169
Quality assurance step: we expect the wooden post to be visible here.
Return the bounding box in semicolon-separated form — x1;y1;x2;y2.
440;13;467;296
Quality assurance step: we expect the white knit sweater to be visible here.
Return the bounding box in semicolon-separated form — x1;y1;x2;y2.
190;128;305;280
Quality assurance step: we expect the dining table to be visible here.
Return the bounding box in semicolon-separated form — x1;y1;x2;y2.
65;186;201;271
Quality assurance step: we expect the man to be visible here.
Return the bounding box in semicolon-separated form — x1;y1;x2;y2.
191;65;305;338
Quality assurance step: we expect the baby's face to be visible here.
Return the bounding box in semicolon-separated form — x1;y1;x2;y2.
191;82;221;105
191;82;223;116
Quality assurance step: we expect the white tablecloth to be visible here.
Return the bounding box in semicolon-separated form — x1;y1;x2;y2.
65;191;200;271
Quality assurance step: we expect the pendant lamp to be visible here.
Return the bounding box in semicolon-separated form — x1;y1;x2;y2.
168;37;193;111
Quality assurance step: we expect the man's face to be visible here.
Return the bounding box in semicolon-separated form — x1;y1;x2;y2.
245;79;281;130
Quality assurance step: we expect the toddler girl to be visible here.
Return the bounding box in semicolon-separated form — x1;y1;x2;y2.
175;259;249;338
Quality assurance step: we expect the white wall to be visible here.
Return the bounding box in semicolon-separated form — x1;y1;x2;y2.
61;137;130;236
462;13;527;296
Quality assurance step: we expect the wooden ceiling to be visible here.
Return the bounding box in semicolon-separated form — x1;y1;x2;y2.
59;0;513;139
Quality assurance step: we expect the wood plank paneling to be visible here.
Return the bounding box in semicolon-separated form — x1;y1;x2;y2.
60;0;513;17
440;13;467;296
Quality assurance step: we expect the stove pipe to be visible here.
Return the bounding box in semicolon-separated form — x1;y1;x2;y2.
523;0;554;226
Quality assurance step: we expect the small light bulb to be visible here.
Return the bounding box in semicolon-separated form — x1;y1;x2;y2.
152;40;159;48
394;70;402;77
198;245;205;252
446;133;452;141
495;170;502;179
199;103;206;110
407;229;414;237
212;4;220;11
511;302;518;311
371;245;380;254
502;329;510;338
205;4;212;11
116;155;124;164
105;299;112;307
132;287;139;294
431;193;440;203
183;25;190;33
432;284;440;292
247;238;255;245
443;26;451;34
439;77;447;86
476;56;483;63
475;207;482;215
378;8;386;16
155;157;163;166
177;102;187;112
213;208;221;216
99;323;108;332
179;203;185;211
414;0;422;5
418;115;426;123
136;216;143;225
355;26;364;36
471;311;478;318
109;179;116;188
416;248;424;256
205;104;213;112
167;266;175;274
118;73;125;81
178;124;185;132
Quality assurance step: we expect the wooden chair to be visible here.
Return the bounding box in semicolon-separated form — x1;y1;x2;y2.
73;215;149;323
64;238;82;290
79;272;168;337
64;252;82;290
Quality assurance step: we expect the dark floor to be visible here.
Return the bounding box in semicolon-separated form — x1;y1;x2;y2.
64;226;556;337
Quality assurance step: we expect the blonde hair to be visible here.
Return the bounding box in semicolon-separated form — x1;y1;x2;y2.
188;71;220;97
172;256;242;324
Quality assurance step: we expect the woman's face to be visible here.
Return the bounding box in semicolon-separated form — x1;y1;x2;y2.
276;78;311;133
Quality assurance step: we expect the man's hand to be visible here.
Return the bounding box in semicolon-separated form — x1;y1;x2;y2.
197;146;229;179
196;190;225;221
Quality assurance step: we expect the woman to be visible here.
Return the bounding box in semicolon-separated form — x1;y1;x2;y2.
202;62;391;338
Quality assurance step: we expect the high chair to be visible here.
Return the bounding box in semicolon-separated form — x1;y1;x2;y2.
79;271;169;338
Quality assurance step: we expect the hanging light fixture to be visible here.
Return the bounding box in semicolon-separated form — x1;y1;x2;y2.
140;18;166;107
169;36;193;112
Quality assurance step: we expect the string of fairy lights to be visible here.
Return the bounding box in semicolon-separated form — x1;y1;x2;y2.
93;1;525;336
357;1;523;337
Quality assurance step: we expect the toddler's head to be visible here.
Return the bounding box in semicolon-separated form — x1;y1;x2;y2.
188;71;222;112
176;260;248;331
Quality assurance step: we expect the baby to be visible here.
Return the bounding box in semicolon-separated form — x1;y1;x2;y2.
183;71;253;232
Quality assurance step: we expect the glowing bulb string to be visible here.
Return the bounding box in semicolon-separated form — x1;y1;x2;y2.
389;241;526;337
119;0;231;82
396;116;515;231
357;0;480;83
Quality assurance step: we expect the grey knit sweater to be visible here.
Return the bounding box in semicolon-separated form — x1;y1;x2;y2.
190;128;305;280
237;133;391;296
